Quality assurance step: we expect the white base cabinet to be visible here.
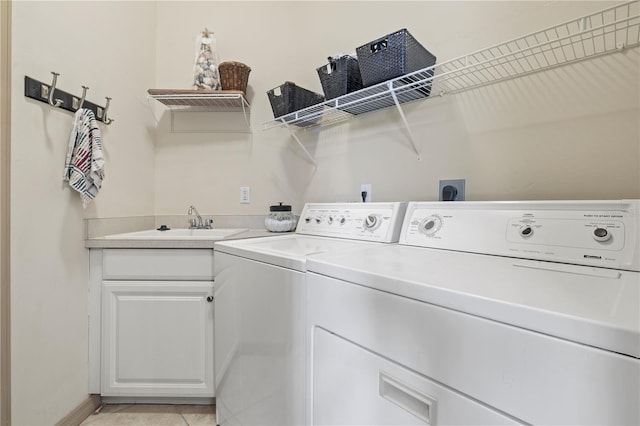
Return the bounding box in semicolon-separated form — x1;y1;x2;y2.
102;280;214;397
89;249;215;398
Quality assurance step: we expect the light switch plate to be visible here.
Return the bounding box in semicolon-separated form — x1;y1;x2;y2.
240;186;250;204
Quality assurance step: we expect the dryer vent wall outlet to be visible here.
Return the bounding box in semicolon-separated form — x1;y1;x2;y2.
439;179;465;201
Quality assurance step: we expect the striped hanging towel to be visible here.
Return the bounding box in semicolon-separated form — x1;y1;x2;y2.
63;108;105;208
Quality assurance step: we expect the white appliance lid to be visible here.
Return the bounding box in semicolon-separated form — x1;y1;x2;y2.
214;234;387;272
306;244;640;358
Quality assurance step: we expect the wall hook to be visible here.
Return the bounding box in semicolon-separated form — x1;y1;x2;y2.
24;75;113;125
77;85;89;110
48;72;63;107
103;97;114;125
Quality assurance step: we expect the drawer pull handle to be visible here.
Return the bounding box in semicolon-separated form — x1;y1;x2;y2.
379;371;437;424
206;296;214;303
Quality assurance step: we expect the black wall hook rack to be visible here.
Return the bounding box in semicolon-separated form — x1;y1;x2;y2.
24;73;114;125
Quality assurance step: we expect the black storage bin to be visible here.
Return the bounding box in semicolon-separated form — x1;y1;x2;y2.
356;29;437;92
316;56;364;100
267;81;325;120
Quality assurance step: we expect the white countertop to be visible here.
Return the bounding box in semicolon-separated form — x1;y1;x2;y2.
86;228;278;249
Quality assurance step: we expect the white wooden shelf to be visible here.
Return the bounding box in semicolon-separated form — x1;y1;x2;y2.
263;0;640;163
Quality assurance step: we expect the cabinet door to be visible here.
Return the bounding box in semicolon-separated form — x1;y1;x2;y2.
101;280;214;397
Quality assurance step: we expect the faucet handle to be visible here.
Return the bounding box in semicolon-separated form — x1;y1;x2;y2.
204;218;214;229
188;218;197;229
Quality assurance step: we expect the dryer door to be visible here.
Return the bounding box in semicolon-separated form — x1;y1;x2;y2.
312;327;522;425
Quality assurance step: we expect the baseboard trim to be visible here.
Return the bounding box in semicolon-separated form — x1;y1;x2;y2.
101;396;214;405
55;394;101;426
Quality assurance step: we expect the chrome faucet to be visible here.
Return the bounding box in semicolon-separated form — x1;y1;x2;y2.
188;205;213;229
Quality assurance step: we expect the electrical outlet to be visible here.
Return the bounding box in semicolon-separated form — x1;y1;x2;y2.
360;183;372;203
439;179;465;201
240;186;250;204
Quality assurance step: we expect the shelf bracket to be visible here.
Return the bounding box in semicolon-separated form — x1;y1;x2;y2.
280;119;317;167
388;82;421;160
146;95;160;124
240;100;250;128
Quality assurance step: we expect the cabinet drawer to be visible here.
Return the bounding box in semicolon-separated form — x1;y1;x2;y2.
102;249;214;280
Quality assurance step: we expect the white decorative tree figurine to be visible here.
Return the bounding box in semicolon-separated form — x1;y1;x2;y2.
192;28;221;90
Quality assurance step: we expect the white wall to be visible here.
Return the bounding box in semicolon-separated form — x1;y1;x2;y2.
154;1;639;215
10;1;156;424
7;1;640;424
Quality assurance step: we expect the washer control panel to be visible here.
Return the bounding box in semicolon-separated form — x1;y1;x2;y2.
296;202;407;243
400;200;639;271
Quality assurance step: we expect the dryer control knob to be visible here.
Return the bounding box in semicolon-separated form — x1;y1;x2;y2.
304;217;311;224
519;225;533;238
593;227;611;242
420;215;442;236
339;217;346;225
328;216;334;224
364;215;378;230
315;217;322;224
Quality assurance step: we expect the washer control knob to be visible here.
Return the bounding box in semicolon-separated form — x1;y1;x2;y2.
304;217;311;224
519;225;533;238
593;227;611;242
339;217;346;225
315;217;322;224
328;216;334;224
364;215;378;230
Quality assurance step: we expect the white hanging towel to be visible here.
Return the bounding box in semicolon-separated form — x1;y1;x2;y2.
63;108;105;207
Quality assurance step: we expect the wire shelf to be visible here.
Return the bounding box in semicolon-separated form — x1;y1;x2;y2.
147;89;251;133
263;0;640;131
148;89;249;110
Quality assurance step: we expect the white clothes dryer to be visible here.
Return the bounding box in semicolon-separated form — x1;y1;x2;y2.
212;202;407;426
306;200;640;425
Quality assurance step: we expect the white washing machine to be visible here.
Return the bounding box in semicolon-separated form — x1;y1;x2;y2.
306;200;640;425
212;202;407;426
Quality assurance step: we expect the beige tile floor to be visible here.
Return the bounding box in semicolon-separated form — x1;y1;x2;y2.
79;404;216;426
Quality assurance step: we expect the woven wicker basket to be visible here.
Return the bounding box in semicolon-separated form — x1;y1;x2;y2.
317;56;363;100
218;61;251;93
356;29;436;88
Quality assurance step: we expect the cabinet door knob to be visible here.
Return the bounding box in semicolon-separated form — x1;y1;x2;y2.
206;296;214;303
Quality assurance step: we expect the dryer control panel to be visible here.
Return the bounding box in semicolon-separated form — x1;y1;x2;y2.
400;200;640;271
296;202;407;243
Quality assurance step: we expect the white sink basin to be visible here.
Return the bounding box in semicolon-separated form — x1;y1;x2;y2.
104;228;248;240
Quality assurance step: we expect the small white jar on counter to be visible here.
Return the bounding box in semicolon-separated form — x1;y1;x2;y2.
265;202;297;232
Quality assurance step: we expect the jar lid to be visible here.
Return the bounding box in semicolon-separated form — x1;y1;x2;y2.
270;202;292;212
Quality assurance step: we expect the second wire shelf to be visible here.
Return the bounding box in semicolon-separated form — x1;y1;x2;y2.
263;0;640;131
